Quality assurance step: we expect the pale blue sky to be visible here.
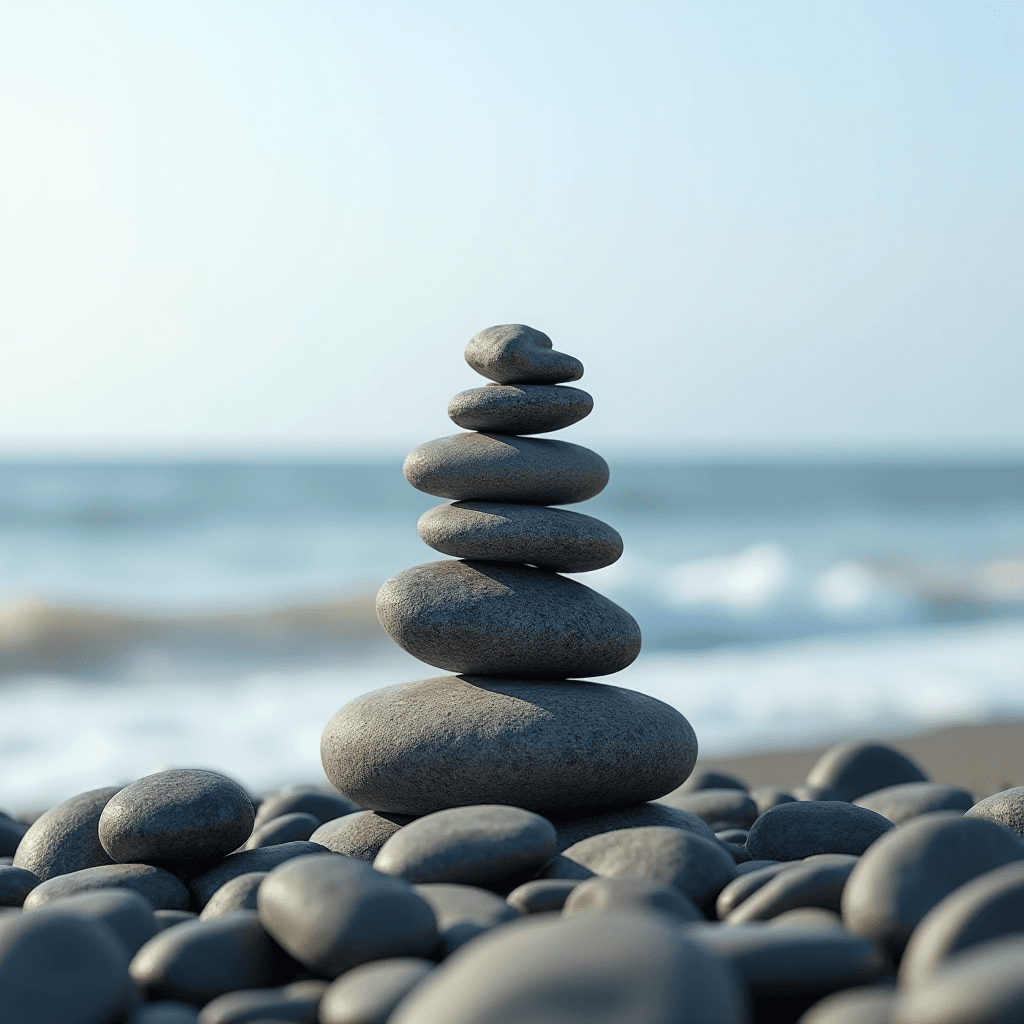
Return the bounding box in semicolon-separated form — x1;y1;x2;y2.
0;0;1021;456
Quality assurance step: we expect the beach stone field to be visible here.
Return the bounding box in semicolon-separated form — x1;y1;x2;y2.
2;325;1024;1024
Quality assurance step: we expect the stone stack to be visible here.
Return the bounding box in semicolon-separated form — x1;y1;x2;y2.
320;324;698;820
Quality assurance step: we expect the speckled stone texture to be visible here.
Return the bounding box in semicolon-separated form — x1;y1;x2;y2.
403;433;608;504
320;676;697;817
744;801;894;861
448;384;593;434
551;802;717;854
416;502;622;572
23;862;191;911
414;882;520;955
964;785;1024;838
376;561;640;678
464;324;584;385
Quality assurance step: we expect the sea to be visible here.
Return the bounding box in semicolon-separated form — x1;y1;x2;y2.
1;458;1022;811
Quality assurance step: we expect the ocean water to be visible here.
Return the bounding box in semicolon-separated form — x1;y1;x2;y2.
1;459;1023;809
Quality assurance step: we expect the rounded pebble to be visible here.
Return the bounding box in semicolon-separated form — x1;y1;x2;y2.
245;813;320;850
553;802;717;852
0;865;39;907
189;842;332;908
749;786;798;815
30;887;158;956
768;908;846;930
23;862;191;911
199;872;268;919
716;862;800;920
659;789;759;830
196;979;327;1024
464;324;584;385
155;909;197;931
797;984;895;1024
308;811;411;861
805;742;928;803
318;957;434;1024
854;781;975;824
745;801;894;861
253;792;359;830
414;882;519;955
0;815;27;856
562;876;703;923
964;785;1024;838
679;770;748;793
505;879;581;914
725;860;856;924
448;383;593;434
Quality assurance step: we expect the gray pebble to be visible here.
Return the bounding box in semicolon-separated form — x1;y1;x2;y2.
448;383;593;434
562;876;703;923
390;912;745;1024
374;804;555;888
797;984;895;1024
0;865;39;907
898;858;1024;986
308;811;411;861
133;1001;201;1024
768;908;846;931
805;742;928;803
155;909;197;931
376;561;640;678
189;841;332;908
13;785;122;881
130;910;276;1004
318;958;434;1024
322;677;695;818
464;324;584;385
196;979;328;1024
253;792;359;830
715;829;750;846
841;811;1024;958
403;433;608;504
505;879;581;914
750;786;799;815
0;815;27;856
245;813;320;850
200;872;268;919
553;802;717;852
560;827;737;914
718;839;752;865
414;882;519;955
257;854;438;978
678;770;748;793
725;860;856;924
745;801;893;861
964;785;1024;838
659;789;759;830
99;769;255;867
417;501;622;572
0;911;134;1022
29;887;158;956
716;863;801;919
23;862;191;911
735;859;782;874
854;782;975;824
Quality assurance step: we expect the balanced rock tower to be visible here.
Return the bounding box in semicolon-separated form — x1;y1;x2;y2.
321;325;698;821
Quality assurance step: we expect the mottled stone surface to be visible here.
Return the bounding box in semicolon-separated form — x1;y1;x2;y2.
23;862;191;911
414;882;519;955
724;861;855;924
319;958;434;1024
403;433;608;504
805;742;928;803
562;876;703;923
448;384;593;434
745;801;893;861
553;803;716;853
309;811;411;862
196;980;327;1024
321;676;696;817
464;324;584;385
964;785;1024;838
854;782;974;824
376;562;640;678
417;502;622;572
189;842;333;908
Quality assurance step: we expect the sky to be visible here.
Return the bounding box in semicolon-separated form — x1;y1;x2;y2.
0;0;1021;458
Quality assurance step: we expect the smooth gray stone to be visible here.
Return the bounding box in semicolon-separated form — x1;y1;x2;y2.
798;985;895;1024
257;855;438;978
735;859;781;874
805;743;928;803
154;909;197;931
891;934;1024;1024
678;770;748;793
750;786;798;815
553;803;717;853
322;677;695;818
417;501;622;572
768;908;846;930
99;769;254;867
318;958;434;1024
725;861;856;924
719;839;751;865
414;882;519;955
898;859;1024;986
13;785;122;881
716;863;802;920
130;910;275;1004
245;813;320;850
841;811;1024;958
745;801;894;861
560;827;737;914
133;1001;200;1024
390;912;745;1024
253;792;359;829
716;829;749;846
854;782;974;824
0;865;39;907
375;805;555;888
309;811;411;861
199;873;268;920
377;561;639;678
448;384;592;435
464;324;584;385
964;785;1024;838
659;789;759;830
562;876;703;923
23;863;190;911
0;815;27;856
196;980;327;1024
505;879;581;915
0;911;134;1023
403;433;608;504
189;842;333;907
29;887;158;956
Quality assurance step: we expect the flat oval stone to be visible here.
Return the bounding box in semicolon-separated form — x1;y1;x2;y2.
154;910;197;931
0;866;39;907
376;562;640;678
23;862;190;911
716;863;800;920
505;879;581;915
562;876;703;923
805;742;928;803
414;882;519;955
417;502;622;572
309;811;412;862
553;803;716;853
448;384;593;434
390;912;746;1024
745;801;894;861
321;676;696;817
659;789;759;830
189;841;333;908
464;324;584;385
374;805;555;887
841;811;1024;958
964;785;1024;838
244;812;319;850
29;887;158;956
199;872;267;920
854;782;974;824
318;958;435;1024
799;984;896;1024
725;861;856;924
768;907;845;930
403;433;608;504
196;980;327;1024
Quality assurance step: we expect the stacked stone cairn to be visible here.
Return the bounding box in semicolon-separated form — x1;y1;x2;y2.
1;330;1024;1023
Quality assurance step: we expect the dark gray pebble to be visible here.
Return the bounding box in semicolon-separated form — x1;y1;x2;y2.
130;910;276;1005
716;829;750;845
403;433;608;504
464;324;584;385
735;859;782;874
448;383;593;435
318;957;434;1024
0;865;39;907
659;789;759;829
23;862;191;911
323;677;695;818
308;811;411;861
505;879;581;914
725;860;856;924
679;770;748;793
253;792;359;830
750;786;798;815
414;882;519;955
200;872;268;919
745;801;893;861
376;561;640;678
805;742;928;803
374;804;555;888
554;802;717;853
841;811;1024;958
155;909;197;931
189;842;332;907
562;876;703;923
196;979;327;1024
797;984;895;1024
257;855;438;978
716;862;801;919
0;814;27;856
964;785;1024;838
854;782;974;824
30;887;158;955
245;813;320;850
133;1001;201;1024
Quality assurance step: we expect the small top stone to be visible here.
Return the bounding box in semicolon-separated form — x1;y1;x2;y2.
465;325;583;385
